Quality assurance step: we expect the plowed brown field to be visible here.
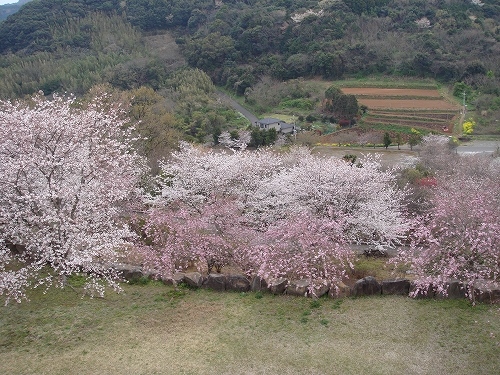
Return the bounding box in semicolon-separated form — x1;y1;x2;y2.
342;88;442;97
357;99;459;110
338;85;460;134
370;112;455;119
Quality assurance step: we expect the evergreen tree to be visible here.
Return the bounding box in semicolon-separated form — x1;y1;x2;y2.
383;132;392;149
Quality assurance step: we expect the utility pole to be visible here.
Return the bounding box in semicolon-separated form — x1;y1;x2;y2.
463;91;466;115
292;114;296;142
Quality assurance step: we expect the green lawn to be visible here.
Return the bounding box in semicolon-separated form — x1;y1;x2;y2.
1;283;499;375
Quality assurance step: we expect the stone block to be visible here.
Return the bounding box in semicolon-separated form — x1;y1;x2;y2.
286;279;309;297
312;280;330;298
113;263;144;281
205;273;227;291
226;274;250;292
410;281;436;298
352;276;381;296
382;278;410;296
184;272;205;288
162;272;185;286
268;278;287;295
473;281;500;304
436;279;467;299
250;276;268;292
329;282;351;299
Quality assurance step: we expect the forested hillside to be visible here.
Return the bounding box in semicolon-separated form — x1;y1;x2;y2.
1;0;500;136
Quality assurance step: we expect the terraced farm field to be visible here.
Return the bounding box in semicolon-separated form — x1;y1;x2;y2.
342;87;442;98
359;99;458;110
341;87;461;133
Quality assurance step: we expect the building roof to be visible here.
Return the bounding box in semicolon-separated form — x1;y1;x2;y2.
257;118;282;125
256;117;300;133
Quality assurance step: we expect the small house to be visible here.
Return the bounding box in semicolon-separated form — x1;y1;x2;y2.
255;118;300;134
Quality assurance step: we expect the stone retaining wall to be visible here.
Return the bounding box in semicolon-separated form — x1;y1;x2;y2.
114;264;500;304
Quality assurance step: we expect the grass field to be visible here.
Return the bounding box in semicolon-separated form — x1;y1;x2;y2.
1;282;499;375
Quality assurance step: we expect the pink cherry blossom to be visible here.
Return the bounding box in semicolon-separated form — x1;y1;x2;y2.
393;155;500;301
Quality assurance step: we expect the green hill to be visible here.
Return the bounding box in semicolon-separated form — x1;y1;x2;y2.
0;0;499;135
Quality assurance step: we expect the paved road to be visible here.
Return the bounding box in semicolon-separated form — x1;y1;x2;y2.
456;140;499;154
217;91;259;126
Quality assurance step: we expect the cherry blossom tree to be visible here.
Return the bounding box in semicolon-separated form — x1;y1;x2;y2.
136;199;254;278
154;144;408;247
244;151;408;245
0;93;147;304
418;134;458;172
155;142;283;209
393;157;500;302
138;203;355;296
252;211;354;297
134;207;196;278
144;144;408;288
218;130;251;151
415;17;431;29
